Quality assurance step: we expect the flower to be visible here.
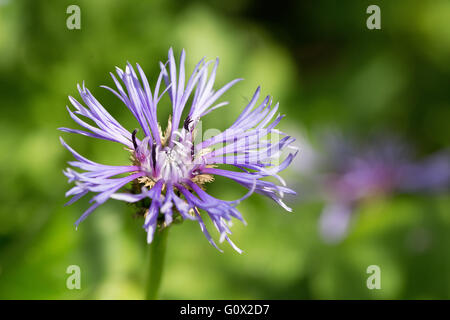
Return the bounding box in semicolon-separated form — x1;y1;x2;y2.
60;48;297;252
315;134;449;244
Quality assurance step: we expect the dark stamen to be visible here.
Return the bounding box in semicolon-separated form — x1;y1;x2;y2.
184;116;193;131
151;142;156;170
132;129;139;150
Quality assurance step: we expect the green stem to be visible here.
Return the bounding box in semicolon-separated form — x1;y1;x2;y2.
145;227;169;300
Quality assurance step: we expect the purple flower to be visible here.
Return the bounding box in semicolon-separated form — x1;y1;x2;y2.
316;134;449;244
59;48;297;253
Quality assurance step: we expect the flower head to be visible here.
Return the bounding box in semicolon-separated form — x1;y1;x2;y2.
316;134;449;244
60;48;297;252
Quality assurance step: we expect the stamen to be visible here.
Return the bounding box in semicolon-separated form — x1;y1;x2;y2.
184;117;195;159
151;142;156;170
184;116;193;131
132;129;139;150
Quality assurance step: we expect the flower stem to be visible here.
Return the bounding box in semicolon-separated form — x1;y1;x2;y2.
145;227;169;300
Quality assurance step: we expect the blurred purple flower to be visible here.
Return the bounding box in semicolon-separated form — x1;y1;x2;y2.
398;149;450;193
317;135;449;244
59;48;297;252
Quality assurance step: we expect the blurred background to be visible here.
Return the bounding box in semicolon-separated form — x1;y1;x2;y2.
0;0;449;299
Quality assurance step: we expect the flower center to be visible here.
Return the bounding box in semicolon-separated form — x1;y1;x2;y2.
158;143;193;182
133;127;195;184
132;118;214;187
